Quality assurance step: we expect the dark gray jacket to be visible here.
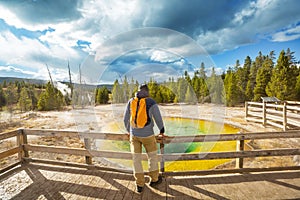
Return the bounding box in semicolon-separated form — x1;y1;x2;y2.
123;91;164;137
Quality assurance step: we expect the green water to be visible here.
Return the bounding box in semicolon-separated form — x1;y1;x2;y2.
99;117;240;171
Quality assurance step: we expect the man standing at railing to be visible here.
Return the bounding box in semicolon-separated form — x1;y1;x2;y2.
123;84;165;193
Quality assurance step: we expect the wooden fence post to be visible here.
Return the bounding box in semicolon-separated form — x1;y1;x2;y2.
160;141;165;174
17;129;29;162
17;129;23;161
283;102;287;131
263;101;266;126
245;102;248;119
84;138;92;164
236;133;244;169
22;129;29;158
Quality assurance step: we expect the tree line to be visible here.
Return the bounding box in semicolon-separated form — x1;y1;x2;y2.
224;49;300;106
111;49;300;106
110;66;224;104
1;48;299;112
0;80;67;112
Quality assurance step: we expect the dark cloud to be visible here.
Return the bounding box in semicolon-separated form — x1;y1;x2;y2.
0;0;83;24
95;28;207;63
140;0;250;37
1;0;300;83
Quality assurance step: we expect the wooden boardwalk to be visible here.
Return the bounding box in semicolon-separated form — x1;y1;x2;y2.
1;163;300;200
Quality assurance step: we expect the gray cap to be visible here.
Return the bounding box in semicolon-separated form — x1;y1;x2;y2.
139;84;149;92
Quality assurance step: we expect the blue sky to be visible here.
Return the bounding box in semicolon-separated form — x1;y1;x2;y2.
0;0;300;84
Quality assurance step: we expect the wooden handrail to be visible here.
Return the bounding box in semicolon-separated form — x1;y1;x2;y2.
22;144;300;161
23;129;300;142
245;101;300;130
0;147;21;160
0;130;18;140
1;128;300;175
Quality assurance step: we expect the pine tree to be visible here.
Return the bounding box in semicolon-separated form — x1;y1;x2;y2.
37;82;65;111
111;79;123;103
97;87;109;104
95;88;99;104
286;48;296;64
184;71;192;85
5;83;18;113
245;61;256;101
199;62;206;79
224;69;239;106
0;85;6;111
155;87;163;103
165;78;176;103
18;87;31;112
176;78;187;102
122;76;130;101
192;73;201;101
27;85;38;110
3;80;7;88
199;78;209;103
129;77;137;98
148;80;160;102
296;73;300;100
245;52;265;101
266;50;298;100
208;67;224;104
185;85;197;104
236;56;251;102
253;55;273;101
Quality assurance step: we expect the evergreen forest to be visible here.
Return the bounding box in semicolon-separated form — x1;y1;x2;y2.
1;48;300;112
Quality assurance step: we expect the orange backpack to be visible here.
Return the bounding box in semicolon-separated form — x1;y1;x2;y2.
130;97;148;128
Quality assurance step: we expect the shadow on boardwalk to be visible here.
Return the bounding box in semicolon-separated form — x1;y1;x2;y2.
1;163;300;200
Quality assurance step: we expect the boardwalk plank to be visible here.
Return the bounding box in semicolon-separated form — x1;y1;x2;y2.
85;170;109;200
143;177;167;200
1;163;300;199
198;175;231;200
66;169;96;199
50;166;88;199
12;164;71;200
168;176;203;199
223;174;250;200
104;172;132;200
91;168;113;199
113;177;133;200
186;176;207;199
101;171;119;199
264;171;300;199
122;178;136;200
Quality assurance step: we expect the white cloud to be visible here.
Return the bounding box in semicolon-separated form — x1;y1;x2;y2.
233;1;256;25
271;25;300;42
150;50;180;63
34;66;80;83
0;0;300;83
196;0;300;53
0;29;82;75
0;5;51;31
0;31;48;68
0;65;36;77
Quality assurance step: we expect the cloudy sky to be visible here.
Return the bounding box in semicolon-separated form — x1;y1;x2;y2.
0;0;300;84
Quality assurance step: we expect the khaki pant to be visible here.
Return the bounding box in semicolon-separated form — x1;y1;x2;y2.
130;135;159;187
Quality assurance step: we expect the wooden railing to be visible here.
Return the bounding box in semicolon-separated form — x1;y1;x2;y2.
245;101;300;131
1;129;300;176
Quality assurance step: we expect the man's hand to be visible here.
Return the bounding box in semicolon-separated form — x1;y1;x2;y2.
158;133;165;138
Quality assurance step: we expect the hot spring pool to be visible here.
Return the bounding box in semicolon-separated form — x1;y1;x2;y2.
97;117;240;171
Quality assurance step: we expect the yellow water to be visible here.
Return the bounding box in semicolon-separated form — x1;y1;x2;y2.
99;117;240;171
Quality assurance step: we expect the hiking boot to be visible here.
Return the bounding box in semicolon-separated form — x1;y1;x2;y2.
149;175;162;187
137;186;143;193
